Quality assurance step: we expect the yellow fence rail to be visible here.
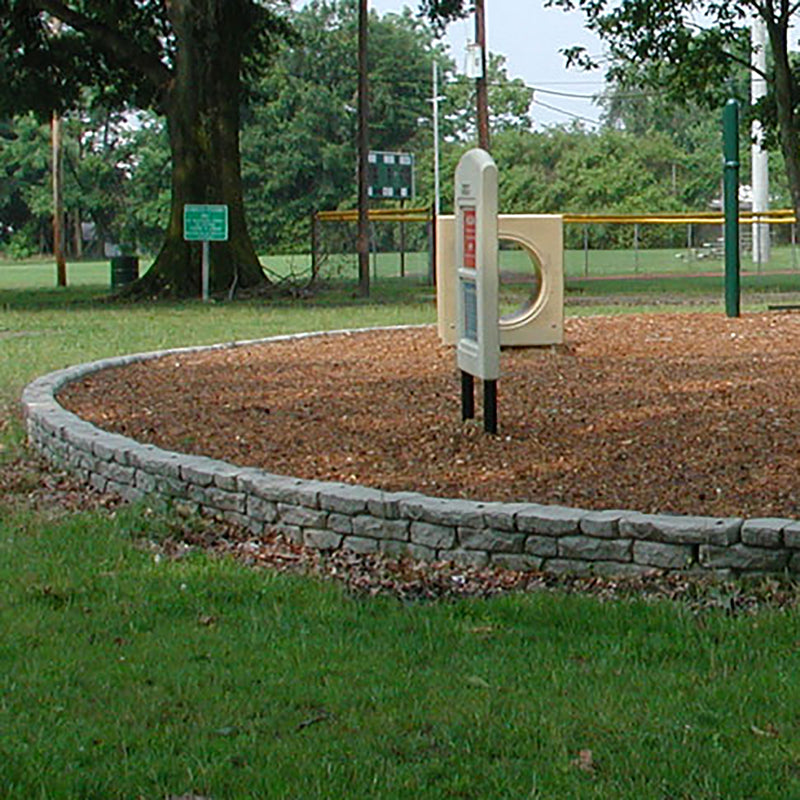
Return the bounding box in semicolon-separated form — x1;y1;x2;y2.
317;207;798;225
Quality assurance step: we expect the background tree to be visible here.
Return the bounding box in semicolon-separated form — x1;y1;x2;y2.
543;0;800;219
241;1;447;254
0;0;293;298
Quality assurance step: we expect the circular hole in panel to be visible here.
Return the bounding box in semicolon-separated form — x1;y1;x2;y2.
498;237;544;323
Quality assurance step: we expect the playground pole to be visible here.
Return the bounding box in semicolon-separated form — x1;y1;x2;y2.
723;99;740;318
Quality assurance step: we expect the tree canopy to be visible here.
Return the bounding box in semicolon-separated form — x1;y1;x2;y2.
0;0;294;297
542;0;800;217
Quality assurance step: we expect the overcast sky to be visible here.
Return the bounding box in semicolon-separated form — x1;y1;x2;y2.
369;0;607;129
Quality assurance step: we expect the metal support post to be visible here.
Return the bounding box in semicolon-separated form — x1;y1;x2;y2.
723;99;741;318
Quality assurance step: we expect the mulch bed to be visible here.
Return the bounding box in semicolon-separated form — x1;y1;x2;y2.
58;311;800;521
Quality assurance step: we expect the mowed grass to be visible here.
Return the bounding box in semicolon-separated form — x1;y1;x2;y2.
2;273;800;797
3;507;800;799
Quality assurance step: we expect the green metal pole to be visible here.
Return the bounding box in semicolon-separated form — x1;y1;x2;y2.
723;99;740;318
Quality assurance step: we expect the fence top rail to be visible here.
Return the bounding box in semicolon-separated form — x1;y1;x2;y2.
316;208;797;225
317;207;432;223
563;210;797;225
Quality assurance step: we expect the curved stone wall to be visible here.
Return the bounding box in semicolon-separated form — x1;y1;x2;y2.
21;328;800;579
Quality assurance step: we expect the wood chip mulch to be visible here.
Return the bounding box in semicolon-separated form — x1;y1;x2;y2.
58;311;800;521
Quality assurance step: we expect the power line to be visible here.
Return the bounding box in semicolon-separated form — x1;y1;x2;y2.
533;99;601;127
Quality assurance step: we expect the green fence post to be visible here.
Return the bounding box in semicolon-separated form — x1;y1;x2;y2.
723;99;740;318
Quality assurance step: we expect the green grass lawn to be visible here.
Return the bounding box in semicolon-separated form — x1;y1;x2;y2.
1;274;800;798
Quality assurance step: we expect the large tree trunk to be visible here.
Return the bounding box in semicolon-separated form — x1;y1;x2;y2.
132;0;267;298
767;17;800;220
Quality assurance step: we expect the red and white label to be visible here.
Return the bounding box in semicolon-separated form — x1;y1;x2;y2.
462;207;477;269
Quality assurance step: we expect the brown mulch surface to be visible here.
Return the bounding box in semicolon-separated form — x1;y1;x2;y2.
58;311;800;520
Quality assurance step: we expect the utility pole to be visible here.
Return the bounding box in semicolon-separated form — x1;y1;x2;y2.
356;0;370;297
475;0;490;151
51;17;66;287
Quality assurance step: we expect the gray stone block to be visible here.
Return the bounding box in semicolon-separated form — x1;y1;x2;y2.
633;540;695;569
95;460;136;485
342;536;380;555
179;456;218;486
276;503;328;529
558;536;632;562
319;484;370;515
410;521;456;549
741;518;787;549
789;553;800;573
303;529;343;551
88;473;108;493
211;464;244;491
542;558;593;576
127;446;182;478
458;526;524;553
327;513;353;534
699;544;790;572
620;513;741;545
238;471;302;501
580;510;626;539
491;553;542;572
380;539;437;562
92;437;119;462
188;484;246;513
246;495;278;524
62;424;101;453
783;522;800;550
516;504;583;536
482;502;531;532
351;515;409;541
366;490;423;520
524;535;558;557
155;475;190;499
399;495;487;528
269;523;303;544
105;480;145;503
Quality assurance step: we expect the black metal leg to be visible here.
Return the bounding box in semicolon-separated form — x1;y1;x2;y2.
484;379;497;434
461;370;475;420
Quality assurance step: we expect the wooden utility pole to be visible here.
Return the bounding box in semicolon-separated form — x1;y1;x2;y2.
50;16;66;287
475;0;490;151
52;109;67;287
357;0;370;297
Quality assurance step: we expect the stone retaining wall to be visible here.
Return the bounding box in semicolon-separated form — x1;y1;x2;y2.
21;328;800;579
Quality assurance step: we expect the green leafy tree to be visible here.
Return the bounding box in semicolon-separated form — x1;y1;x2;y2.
0;0;293;297
240;1;444;253
0;115;50;257
542;0;800;219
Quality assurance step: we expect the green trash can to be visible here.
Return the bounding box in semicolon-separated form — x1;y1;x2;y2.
110;255;139;289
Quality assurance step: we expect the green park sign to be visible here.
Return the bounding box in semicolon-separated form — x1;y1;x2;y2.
183;204;229;242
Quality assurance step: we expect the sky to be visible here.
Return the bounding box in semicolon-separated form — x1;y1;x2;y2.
368;0;608;129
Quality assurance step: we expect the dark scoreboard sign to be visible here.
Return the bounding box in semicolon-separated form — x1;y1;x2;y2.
367;151;415;199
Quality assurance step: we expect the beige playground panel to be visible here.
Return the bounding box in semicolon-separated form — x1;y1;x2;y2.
436;214;564;347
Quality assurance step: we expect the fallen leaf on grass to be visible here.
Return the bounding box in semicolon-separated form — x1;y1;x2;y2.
465;675;491;689
571;748;596;775
751;724;780;738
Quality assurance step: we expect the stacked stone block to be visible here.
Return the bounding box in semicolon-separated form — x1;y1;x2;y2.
21;331;800;579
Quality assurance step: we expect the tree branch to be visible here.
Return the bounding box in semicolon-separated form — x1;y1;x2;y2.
31;0;172;90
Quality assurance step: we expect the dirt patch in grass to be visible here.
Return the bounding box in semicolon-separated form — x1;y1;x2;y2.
59;311;800;520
